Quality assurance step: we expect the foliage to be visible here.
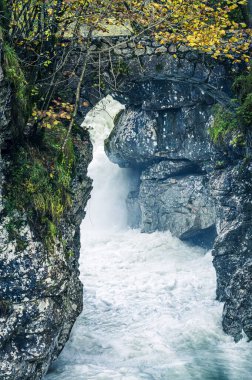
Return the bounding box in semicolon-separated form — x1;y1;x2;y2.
237;93;252;125
210;70;252;145
210;104;239;143
5;122;75;250
134;0;252;63
2;42;28;113
233;71;252;99
2;1;252;67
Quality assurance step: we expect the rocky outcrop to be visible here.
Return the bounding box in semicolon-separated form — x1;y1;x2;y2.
105;50;225;247
0;45;93;379
104;46;252;341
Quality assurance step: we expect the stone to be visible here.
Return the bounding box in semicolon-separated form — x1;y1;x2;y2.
105;109;158;167
106;104;215;167
223;260;252;342
194;63;210;81
141;160;201;180
155;46;167;54
138;173;216;244
146;46;155;55
135;47;145;56
168;44;177;53
113;48;122;55
178;45;189;53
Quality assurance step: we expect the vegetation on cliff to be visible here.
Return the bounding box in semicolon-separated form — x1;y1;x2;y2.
210;72;252;147
0;0;251;250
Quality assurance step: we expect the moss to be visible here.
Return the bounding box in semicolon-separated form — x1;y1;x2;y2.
3;43;29;113
237;93;252;127
5;217;29;252
214;160;226;169
4;123;75;252
210;71;252;146
3;42;30;135
233;72;252;127
233;72;252;101
209;104;239;144
0;300;12;317
115;59;129;75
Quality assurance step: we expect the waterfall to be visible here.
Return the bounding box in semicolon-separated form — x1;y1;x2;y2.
46;97;252;380
82;95;130;232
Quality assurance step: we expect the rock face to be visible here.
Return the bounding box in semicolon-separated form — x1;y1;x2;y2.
0;46;93;379
105;47;252;341
105;51;223;248
211;161;252;341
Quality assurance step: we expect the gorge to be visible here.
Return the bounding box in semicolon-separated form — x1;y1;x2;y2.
0;30;252;379
44;97;252;380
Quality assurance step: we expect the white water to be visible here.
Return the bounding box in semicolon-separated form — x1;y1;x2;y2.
47;97;252;380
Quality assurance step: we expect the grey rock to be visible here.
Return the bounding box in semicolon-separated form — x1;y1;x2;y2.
0;130;92;379
211;164;252;300
223;260;252;342
113;48;122;55
106;105;215;166
141;160;200;180
168;45;177;53
155;46;167;54
178;45;189;53
101;39;252;342
139;174;216;241
135;47;145;56
126;191;141;229
105;109;158;167
146;46;155;55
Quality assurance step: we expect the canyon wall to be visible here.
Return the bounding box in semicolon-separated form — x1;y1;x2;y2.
0;44;93;379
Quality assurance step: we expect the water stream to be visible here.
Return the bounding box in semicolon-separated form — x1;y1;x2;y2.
46;97;252;380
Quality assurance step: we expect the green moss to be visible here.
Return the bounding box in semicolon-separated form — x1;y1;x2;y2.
210;71;252;146
0;300;12;317
4;123;75;252
233;72;252;101
209;104;238;144
237;93;252;127
116;59;129;75
3;43;29;113
214;160;226;169
5;217;28;252
232;72;252;127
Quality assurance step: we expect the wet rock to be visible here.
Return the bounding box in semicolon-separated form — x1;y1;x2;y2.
139;173;216;241
209;161;252;341
126;191;141;229
106;104;214;167
223;260;252;342
0;44;93;378
105;109;158;167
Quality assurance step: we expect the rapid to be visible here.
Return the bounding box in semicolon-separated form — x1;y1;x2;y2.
46;97;252;380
